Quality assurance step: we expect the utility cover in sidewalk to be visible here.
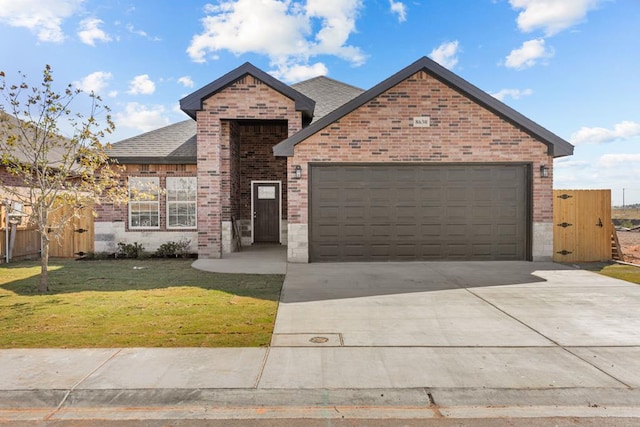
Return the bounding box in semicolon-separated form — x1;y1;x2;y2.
271;333;342;347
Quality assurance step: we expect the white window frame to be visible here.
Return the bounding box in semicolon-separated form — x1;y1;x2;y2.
166;177;197;230
128;177;160;229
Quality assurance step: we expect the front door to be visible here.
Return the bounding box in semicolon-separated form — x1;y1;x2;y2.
253;182;280;243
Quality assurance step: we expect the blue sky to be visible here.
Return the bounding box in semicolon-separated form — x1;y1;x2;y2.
0;0;638;205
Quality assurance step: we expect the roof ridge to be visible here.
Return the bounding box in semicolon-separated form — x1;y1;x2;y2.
292;75;364;92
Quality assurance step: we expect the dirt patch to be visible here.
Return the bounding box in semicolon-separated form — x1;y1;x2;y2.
617;231;640;264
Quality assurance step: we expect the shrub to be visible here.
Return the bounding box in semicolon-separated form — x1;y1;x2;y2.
116;242;145;259
154;239;192;258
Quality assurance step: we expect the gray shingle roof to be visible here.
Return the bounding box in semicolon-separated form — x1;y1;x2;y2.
291;76;364;123
0;111;72;166
107;119;196;164
274;56;574;158
108;75;361;163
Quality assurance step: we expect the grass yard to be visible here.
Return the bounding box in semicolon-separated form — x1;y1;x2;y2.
0;259;283;348
596;263;640;285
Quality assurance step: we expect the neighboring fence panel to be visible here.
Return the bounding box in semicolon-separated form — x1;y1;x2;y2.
48;204;95;258
0;226;41;262
553;189;612;262
1;204;41;262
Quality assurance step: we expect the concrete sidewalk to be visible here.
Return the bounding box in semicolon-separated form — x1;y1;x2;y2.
1;262;640;423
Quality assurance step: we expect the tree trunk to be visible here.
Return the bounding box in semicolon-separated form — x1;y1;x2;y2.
39;234;49;293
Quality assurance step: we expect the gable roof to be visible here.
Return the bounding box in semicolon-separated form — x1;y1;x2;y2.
180;62;316;121
0;111;72;167
291;76;364;123
273;56;574;158
106;120;197;164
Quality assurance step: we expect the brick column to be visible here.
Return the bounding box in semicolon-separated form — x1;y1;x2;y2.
196;111;223;259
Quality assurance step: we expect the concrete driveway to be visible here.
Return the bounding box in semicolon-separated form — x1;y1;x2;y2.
267;261;640;389
2;260;640;422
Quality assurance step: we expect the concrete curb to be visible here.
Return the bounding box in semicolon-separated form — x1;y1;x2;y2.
2;387;640;410
2;388;640;424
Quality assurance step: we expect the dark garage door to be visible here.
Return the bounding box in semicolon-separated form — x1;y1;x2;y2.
310;164;530;262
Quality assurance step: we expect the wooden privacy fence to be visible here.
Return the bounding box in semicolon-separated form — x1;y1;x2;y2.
0;226;41;262
47;203;95;258
553;189;612;263
1;203;94;263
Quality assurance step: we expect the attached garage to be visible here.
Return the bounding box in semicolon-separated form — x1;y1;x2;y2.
272;56;575;263
310;163;530;262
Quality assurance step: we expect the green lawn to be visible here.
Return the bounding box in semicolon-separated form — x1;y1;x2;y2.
0;259;283;348
596;263;640;285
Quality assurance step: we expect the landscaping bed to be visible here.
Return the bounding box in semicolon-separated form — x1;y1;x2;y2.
0;259;283;348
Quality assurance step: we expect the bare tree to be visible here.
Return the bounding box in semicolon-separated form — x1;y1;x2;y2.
0;65;126;292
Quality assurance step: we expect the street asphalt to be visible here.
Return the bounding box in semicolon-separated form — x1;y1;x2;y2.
1;259;640;424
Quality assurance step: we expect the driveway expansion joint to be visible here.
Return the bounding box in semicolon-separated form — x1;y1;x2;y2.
464;288;560;346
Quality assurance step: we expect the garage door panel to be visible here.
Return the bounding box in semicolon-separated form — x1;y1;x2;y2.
421;224;443;237
472;224;493;237
370;224;391;237
446;206;468;219
343;224;366;238
310;164;529;262
471;244;493;257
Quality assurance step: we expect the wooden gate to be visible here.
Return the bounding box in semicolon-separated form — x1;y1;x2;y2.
553;190;612;262
48;204;94;258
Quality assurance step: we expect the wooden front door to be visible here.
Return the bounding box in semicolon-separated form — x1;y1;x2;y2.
253;182;280;243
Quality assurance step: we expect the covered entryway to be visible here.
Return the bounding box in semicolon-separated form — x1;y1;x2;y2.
309;164;530;262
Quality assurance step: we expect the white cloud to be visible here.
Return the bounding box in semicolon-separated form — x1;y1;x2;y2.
77;17;111;46
0;0;84;42
598;153;640;168
571;121;640;145
186;0;365;82
509;0;602;36
504;38;553;69
177;76;195;88
127;74;156;95
114;103;169;132
126;23;161;41
491;88;533;101
389;0;407;22
429;41;460;69
74;71;113;94
271;62;328;83
554;158;591;169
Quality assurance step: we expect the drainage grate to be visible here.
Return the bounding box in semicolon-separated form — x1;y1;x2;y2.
309;336;329;344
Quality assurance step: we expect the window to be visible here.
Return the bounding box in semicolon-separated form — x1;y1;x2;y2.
166;177;197;229
129;177;159;228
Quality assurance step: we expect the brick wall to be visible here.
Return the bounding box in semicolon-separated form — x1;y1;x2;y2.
287;70;554;261
196;75;303;258
95;163;197;231
289;70;553;224
0;167;26;187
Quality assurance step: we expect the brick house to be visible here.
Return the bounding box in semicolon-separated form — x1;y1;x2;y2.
99;57;573;262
